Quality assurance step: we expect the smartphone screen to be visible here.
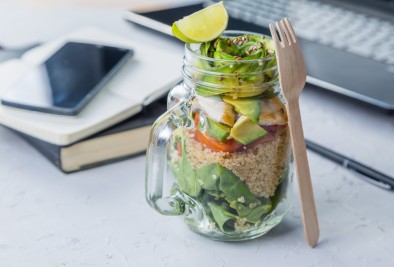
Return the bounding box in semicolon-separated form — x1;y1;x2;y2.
1;42;133;115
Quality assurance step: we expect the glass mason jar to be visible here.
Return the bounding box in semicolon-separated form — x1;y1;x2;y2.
146;31;293;241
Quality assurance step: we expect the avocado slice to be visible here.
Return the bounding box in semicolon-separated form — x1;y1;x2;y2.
230;116;267;145
261;37;275;51
222;96;261;123
203;116;231;142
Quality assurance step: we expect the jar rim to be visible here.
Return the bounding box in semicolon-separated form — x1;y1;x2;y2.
184;30;276;64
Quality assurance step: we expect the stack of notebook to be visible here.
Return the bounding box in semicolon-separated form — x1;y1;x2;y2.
10;96;168;173
0;28;181;172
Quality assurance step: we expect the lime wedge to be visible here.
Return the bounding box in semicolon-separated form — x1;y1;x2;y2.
172;2;228;43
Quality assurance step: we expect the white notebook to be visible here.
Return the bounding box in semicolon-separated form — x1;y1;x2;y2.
0;28;182;145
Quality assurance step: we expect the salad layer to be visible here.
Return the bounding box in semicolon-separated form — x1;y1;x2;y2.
168;33;291;233
169;128;290;232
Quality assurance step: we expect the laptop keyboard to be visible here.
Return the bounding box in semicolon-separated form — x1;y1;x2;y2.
220;0;394;65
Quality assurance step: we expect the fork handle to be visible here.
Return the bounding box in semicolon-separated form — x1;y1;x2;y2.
286;99;320;247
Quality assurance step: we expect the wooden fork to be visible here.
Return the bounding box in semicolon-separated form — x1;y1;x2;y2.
269;18;319;247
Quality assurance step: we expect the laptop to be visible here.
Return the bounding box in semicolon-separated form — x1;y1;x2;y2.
125;0;394;112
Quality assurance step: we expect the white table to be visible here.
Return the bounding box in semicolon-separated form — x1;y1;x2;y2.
1;1;394;266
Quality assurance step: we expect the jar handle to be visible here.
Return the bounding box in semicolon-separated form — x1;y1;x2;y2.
145;100;193;216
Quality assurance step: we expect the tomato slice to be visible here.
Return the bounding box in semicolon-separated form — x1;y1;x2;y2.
176;142;182;156
194;129;243;152
194;113;242;153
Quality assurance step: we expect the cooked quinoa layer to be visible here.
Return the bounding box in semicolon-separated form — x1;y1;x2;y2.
185;128;290;198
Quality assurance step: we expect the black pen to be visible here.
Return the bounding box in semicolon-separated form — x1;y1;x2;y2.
305;139;394;190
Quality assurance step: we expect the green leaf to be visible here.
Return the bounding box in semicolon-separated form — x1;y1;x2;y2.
263;57;277;79
196;163;221;190
270;167;289;210
176;137;201;197
200;42;210;57
219;167;259;204
205;190;223;198
168;160;179;178
216;38;240;56
237;203;272;223
213;51;236;61
208;202;236;231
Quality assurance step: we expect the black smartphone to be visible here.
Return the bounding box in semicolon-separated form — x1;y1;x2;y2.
1;42;133;116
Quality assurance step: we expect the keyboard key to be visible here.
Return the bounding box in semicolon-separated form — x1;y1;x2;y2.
374;49;394;62
347;46;373;58
387;58;394;65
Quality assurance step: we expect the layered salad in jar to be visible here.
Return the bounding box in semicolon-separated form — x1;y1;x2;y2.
169;33;291;235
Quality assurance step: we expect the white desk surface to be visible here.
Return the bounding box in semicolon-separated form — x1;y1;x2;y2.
1;1;394;266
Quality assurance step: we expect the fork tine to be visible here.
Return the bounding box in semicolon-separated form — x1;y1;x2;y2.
275;21;288;46
269;23;282;49
283;18;297;43
279;20;292;45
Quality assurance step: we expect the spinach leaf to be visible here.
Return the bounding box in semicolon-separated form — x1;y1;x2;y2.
208;202;236;232
197;163;259;205
219;168;259;204
176;137;201;197
205;190;223;198
168;160;179;178
196;163;222;190
270;167;289;210
237;203;272;223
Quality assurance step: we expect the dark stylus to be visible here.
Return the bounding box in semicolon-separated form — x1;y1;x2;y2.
305;139;394;190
